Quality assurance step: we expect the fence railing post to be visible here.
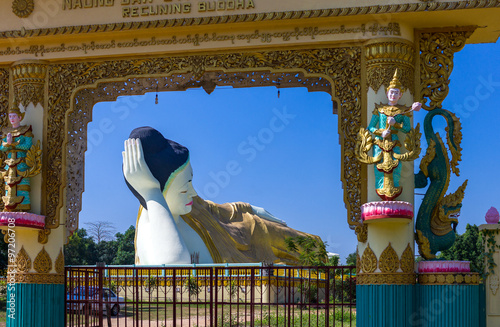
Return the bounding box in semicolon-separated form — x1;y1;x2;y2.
84;270;89;327
64;267;68;327
65;264;357;327
135;268;139;327
173;268;177;325
210;267;214;327
325;266;330;327
97;264;104;327
214;267;218;326
250;267;255;326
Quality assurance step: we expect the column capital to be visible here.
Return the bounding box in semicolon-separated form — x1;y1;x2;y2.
11;60;48;108
364;38;415;94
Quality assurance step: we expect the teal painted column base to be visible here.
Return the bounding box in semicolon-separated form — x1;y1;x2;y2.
6;283;64;327
413;284;483;327
357;284;484;327
357;284;415;327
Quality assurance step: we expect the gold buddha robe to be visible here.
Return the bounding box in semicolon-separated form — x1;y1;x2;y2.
180;196;323;265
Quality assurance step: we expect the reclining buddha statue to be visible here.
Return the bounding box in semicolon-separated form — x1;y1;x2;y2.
122;127;323;265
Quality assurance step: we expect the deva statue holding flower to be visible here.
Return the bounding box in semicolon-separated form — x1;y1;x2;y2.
0;103;41;212
356;70;422;201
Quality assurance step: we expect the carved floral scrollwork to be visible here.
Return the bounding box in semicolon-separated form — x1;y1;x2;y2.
38;228;51;245
15;246;31;273
357;242;417;285
355;223;368;243
357;273;416;285
417;28;475;110
14;273;64;284
416;229;435;259
55;249;64;274
34;246;52;274
490;275;499;295
0;69;8;124
356;249;361;271
400;243;414;274
360;244;377;273
367;65;414;94
16;83;42;108
379;242;399;273
334;49;362;229
0;68;8;211
48;48;361;235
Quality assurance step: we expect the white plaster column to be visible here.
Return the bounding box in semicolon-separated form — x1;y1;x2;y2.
6;60;65;282
357;38;417;284
479;224;500;327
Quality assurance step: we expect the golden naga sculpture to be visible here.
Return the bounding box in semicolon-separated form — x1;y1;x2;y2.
355;70;421;200
0;103;41;212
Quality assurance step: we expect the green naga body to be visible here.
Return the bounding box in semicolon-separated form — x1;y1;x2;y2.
415;108;468;260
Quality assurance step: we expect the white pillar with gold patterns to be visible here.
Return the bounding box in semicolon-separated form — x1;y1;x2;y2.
479;223;500;327
1;60;65;327
356;39;417;285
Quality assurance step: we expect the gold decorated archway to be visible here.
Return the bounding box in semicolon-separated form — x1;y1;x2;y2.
0;0;498;325
54;47;363;238
0;27;477;243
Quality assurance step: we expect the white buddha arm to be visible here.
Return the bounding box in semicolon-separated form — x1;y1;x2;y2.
123;138;191;264
250;205;287;226
142;202;191;264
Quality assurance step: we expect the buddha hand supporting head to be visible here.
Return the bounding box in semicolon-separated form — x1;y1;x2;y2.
124;126;197;216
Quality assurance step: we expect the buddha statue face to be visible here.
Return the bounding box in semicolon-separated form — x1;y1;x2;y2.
164;161;197;217
386;88;402;105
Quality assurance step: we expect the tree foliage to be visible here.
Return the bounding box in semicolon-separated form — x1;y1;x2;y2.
85;221;115;243
438;223;484;273
64;225;136;266
113;226;136;265
64;228;98;265
328;254;340;266
345;252;357;266
285;236;327;266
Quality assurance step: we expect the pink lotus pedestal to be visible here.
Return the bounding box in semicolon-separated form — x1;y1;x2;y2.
0;212;45;230
418;260;471;273
361;201;413;224
417;260;478;286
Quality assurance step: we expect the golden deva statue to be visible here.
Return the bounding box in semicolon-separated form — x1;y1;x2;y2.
0;103;41;212
356;70;422;200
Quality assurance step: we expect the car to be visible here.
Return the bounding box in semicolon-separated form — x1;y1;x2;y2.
67;287;126;316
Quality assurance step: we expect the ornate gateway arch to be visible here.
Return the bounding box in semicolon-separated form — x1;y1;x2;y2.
0;1;499;326
56;48;363;237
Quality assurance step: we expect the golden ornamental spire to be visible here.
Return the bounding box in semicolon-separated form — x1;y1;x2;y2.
386;69;405;94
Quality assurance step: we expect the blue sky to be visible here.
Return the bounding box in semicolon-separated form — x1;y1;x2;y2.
80;41;499;263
